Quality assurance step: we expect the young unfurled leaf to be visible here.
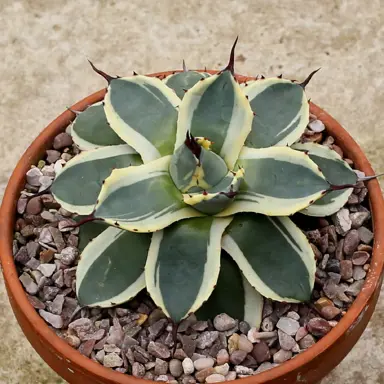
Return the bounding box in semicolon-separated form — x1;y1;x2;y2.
176;71;253;169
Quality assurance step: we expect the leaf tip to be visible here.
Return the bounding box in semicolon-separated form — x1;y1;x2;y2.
299;68;321;89
88;60;115;84
223;36;239;75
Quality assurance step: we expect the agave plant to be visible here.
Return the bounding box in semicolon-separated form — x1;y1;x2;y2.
51;39;358;326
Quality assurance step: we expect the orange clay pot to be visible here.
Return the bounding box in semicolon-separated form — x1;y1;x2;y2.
1;71;383;384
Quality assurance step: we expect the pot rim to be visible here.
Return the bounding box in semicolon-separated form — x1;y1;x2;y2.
1;70;384;384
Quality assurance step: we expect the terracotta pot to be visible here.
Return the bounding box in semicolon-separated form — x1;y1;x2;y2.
1;70;383;384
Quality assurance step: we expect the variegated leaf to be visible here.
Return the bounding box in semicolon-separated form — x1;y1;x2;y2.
51;145;141;215
94;156;204;232
146;216;232;322
175;71;253;169
244;78;309;148
76;226;151;307
222;214;315;302
196;252;263;328
183;170;243;215
165;71;210;99
169;143;228;193
217;147;329;217
292;142;357;216
71;102;125;150
77;219;110;252
104;76;181;163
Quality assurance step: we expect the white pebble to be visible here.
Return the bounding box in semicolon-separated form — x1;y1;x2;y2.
182;357;194;375
194;357;214;371
206;374;226;383
308;119;325;132
214;363;229;376
225;371;237;381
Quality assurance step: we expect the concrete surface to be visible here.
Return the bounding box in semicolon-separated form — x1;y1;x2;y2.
0;0;383;383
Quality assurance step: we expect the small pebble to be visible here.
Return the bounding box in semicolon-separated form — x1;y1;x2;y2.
273;349;292;363
37;263;56;277
132;362;145;378
195;368;215;383
103;352;123;368
205;373;226;383
147;341;171;359
350;212;369;229
194;357;214;371
345;280;364;296
308;119;325;132
340;260;353;280
307;318;332;337
216;349;229;365
332;208;352;235
196;331;219;349
353;266;367;280
299;334;316;349
278;330;296;351
182;357;195;375
276;317;300;336
320;306;341;320
53;132;73;150
213;314;237;332
352;251;370;266
343;230;360;255
39;309;63;329
358;227;373;244
229;350;247;365
252;341;271;363
19;273;38;295
237;335;253;353
155;358;169;376
214;363;229;376
225;371;237;381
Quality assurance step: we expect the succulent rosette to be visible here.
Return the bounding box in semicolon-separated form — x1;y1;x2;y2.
51;40;357;326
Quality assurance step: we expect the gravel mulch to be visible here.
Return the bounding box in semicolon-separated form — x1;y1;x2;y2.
12;113;373;383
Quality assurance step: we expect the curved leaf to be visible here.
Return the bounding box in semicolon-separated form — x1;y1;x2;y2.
183;170;243;215
77;219;110;252
244;78;309;148
175;71;253;169
76;226;151;307
169;143;228;193
94;156;203;232
104;76;181;163
217;147;329;217
145;216;232;322
196;252;263;328
51;145;141;215
165;71;210;99
292;143;357;216
222;214;315;302
71;102;125;150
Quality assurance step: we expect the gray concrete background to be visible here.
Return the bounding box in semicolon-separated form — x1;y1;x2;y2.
0;0;383;383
